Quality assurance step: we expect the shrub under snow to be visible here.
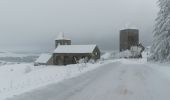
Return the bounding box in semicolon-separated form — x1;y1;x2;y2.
24;66;32;73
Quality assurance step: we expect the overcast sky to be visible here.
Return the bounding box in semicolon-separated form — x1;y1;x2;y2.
0;0;158;52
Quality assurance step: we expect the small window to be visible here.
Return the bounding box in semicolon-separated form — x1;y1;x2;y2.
95;52;98;55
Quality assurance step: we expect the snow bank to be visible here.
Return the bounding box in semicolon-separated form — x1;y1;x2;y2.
101;51;119;60
149;63;170;80
116;50;132;58
0;61;112;100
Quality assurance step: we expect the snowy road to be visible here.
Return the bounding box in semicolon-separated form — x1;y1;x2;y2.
6;61;170;100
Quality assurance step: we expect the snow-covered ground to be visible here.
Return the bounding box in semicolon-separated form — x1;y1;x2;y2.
5;57;170;100
0;57;112;100
1;51;170;100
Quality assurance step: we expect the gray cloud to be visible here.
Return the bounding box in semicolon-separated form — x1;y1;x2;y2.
0;0;158;52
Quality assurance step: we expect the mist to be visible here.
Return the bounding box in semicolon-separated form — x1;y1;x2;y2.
0;0;158;52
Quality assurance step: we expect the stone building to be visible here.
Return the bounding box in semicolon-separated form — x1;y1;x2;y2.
35;32;101;66
120;29;139;51
53;45;100;65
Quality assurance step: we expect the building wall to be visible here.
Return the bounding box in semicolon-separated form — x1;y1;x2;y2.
55;40;71;48
92;46;100;60
52;46;100;65
47;56;54;65
120;29;139;51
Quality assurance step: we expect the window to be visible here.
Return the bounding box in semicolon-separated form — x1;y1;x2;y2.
95;52;98;56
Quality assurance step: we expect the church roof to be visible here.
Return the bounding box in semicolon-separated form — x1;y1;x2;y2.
53;45;97;54
55;32;70;40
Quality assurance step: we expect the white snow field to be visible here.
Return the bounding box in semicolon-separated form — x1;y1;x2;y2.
1;58;170;100
0;60;112;100
1;51;170;100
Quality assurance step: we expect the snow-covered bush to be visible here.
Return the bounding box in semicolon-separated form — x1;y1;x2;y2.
101;51;118;60
117;50;132;58
79;58;86;64
78;58;87;69
88;59;95;64
24;66;32;73
101;52;112;60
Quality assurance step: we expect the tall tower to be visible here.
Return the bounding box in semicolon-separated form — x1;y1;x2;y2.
120;29;139;51
55;32;71;48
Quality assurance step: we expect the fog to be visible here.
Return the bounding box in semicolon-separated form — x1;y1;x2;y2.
0;0;158;52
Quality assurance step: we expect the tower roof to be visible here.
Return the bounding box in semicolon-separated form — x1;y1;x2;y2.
55;32;70;40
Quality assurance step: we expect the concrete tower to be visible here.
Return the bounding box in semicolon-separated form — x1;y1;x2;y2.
55;32;71;48
120;29;139;51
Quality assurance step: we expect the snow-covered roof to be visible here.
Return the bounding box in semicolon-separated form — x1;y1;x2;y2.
55;32;70;40
35;54;52;63
54;45;97;53
120;23;138;30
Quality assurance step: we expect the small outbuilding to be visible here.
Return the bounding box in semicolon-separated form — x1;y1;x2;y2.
53;45;100;65
34;54;53;66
